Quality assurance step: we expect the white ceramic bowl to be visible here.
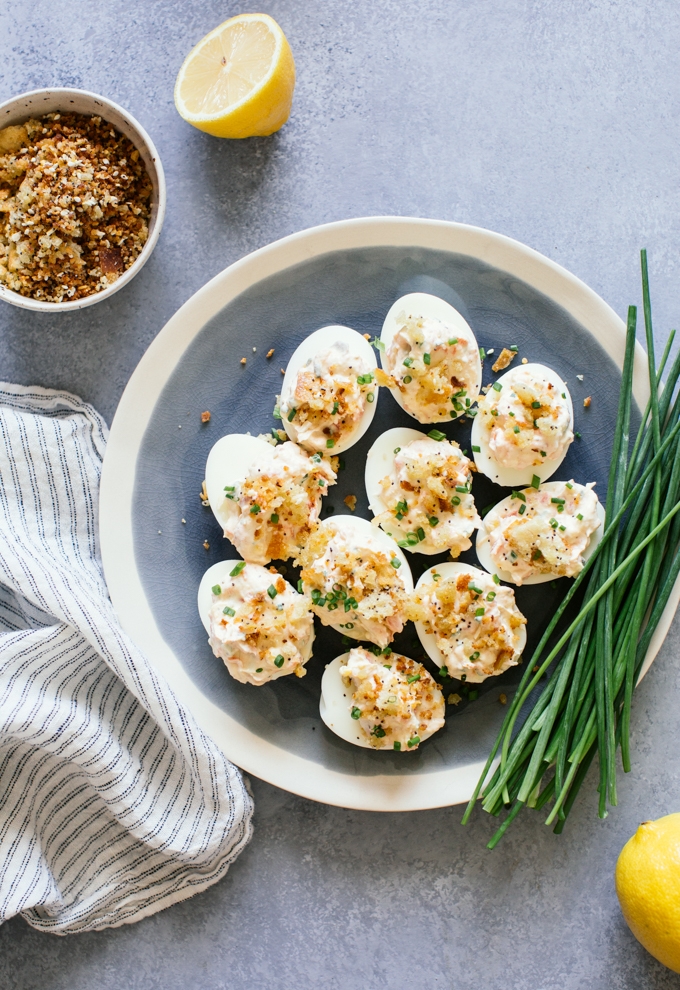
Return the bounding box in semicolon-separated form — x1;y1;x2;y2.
0;87;166;312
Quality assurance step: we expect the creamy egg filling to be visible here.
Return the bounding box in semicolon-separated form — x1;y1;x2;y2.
409;570;526;681
279;341;375;451
478;367;572;469
485;481;601;583
298;523;409;648
374;436;481;555
339;647;445;750
381;313;479;423
220;441;336;564
207;564;315;686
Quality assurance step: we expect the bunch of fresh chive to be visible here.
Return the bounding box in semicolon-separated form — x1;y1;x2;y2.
462;251;680;847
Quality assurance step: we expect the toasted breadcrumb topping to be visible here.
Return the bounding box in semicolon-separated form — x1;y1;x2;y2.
382;312;480;423
298;522;409;648
408;570;526;682
221;441;336;565
208;563;314;685
0;113;151;301
340;647;445;749
374;437;480;556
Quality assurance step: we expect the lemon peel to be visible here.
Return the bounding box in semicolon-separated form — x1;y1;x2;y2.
616;813;680;972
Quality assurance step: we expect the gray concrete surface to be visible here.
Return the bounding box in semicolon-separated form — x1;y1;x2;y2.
2;0;680;987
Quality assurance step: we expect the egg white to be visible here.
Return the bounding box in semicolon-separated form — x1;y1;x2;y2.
471;362;574;487
204;433;273;531
281;325;378;453
475;484;606;585
303;514;413;640
413;561;527;680
379;292;482;420
319;653;373;748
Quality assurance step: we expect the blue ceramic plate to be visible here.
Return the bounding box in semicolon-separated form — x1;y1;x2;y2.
101;218;667;811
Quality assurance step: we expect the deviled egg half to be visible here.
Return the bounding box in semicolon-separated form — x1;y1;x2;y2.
365;426;480;556
409;562;527;683
476;480;604;586
197;560;315;686
377;292;482;424
205;434;336;565
471;362;574;486
297;515;413;649
279;325;378;454
320;647;445;751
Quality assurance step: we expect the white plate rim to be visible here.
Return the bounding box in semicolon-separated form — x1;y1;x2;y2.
100;216;673;811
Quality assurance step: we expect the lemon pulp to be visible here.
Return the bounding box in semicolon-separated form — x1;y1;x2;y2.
174;13;296;139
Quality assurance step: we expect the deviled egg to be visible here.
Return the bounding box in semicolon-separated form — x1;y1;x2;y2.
408;562;527;682
279;326;378;454
205;435;336;565
365;426;480;556
476;480;604;585
297;515;413;648
320;647;445;750
377;292;482;424
471;363;574;486
197;560;315;686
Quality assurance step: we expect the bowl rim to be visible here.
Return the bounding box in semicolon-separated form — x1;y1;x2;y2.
0;86;166;313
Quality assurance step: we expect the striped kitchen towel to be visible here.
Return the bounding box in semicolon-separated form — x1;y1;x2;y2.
0;382;253;934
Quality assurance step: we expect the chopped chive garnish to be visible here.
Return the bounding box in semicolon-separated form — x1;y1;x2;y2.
511;491;526;502
270;513;279;523
403;357;413;367
367;392;375;402
514;425;520;433
393;447;401;454
372;726;386;738
469;651;480;661
390;558;401;568
428;429;447;441
575;431;582;439
455;485;468;493
407;674;420;684
250;504;261;514
551;497;565;504
256;668;263;673
297;579;304;593
407;737;420;748
417;527;426;541
531;401;541;409
224;485;235;492
406;533;419;545
519;504;526;514
468;584;483;594
472;444;481;453
372;337;386;351
510;345;518;352
566;482;573;489
318;479;325;487
429;516;439;527
492;574;500;585
559;524;566;531
448;337;458;346
491;408;498;416
561;392;566;398
357;373;374;385
439;666;449;678
531;475;540;489
550;518;558;528
577;513;583;520
332;400;339;414
267;584;277;599
351;707;361;720
403;375;412;384
274;655;285;668
230;561;246;576
531;548;543;560
273;406;282;420
475;607;485;617
223;605;236;616
540;450;547;457
479;346;486;360
486;591;496;601
393;741;401;751
311;452;322;462
451;496;461;506
423;353;431;365
211;584;221;595
287;407;297;422
326;438;335;448
492;382;502;392
383;664;392;669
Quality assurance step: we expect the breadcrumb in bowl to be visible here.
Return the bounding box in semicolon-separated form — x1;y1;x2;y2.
0;88;165;312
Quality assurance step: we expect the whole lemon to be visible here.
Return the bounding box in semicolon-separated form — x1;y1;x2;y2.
615;813;680;972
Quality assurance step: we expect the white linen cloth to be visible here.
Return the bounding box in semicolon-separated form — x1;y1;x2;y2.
0;382;253;934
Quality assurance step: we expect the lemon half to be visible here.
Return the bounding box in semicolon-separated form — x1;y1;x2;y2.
616;813;680;972
174;13;296;139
